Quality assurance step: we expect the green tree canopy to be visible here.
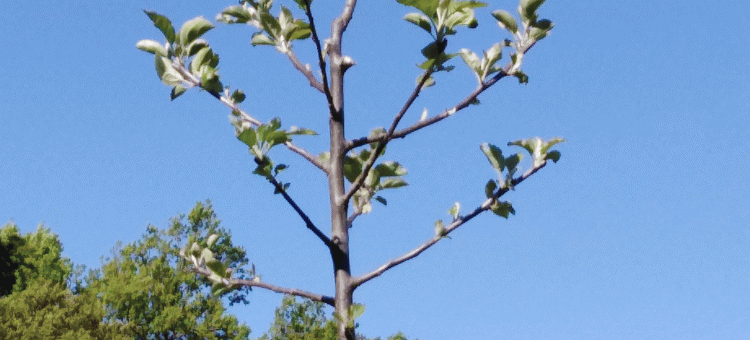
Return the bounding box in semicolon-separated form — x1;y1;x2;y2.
90;200;252;339
0;224;127;339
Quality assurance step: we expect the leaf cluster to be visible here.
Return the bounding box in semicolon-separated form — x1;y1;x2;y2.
137;11;223;99
235;117;317;191
217;0;312;53
480;137;564;218
339;129;409;217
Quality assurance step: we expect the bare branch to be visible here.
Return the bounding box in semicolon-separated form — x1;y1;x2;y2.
285;50;325;93
262;169;333;249
190;266;335;306
348;43;537;149
341;70;433;205
352;160;549;288
301;0;335;113
284;141;329;174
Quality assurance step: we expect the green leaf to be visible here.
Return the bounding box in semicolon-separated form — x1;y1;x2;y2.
136;39;168;57
179;16;214;47
448;202;460;221
485;179;497;198
260;13;281;37
520;0;546;21
231;89;246;104
374;161;407;177
190;47;212;73
404;12;433;34
545;150;561;163
236;128;257;148
287;126;318;136
216;5;251;24
421;39;447;59
144;10;176;43
288;27;311;41
206;234;220;247
504;153;521;172
155;56;184;86
529;19;554;40
490;201;515;218
374;196;387;206
189;242;201;257
343;156;363;183
484;43;503;68
434;219;446;237
201;248;215;263
458;48;481;77
274;164;288;175
514;70;529;84
380;177;408;189
540;137;565;154
251;33;275;46
186;39;209;56
397;0;440;18
492;9;518;33
480;143;505;173
509;137;565;167
170;85;186;100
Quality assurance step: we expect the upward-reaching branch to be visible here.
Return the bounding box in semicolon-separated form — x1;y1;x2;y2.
301;0;334;114
261;169;333;249
348;42;537;149
341;69;433;204
351;159;549;288
189;266;335;306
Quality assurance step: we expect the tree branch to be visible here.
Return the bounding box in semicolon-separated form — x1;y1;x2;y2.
341;70;432;205
285;50;325;93
301;0;335;113
348;43;537;149
351;159;548;288
190;266;335;306
171;61;328;173
263;170;333;249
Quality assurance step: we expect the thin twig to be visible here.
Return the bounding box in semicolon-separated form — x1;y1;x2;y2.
263;169;333;249
190;266;335;306
301;0;334;112
351;160;548;288
285;49;325;93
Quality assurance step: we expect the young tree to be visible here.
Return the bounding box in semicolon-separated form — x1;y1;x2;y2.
137;0;561;339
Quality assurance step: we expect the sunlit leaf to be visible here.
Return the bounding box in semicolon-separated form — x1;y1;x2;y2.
170;85;186;100
179;16;214;47
144;10;176;43
485;179;497;198
206;234;220;247
492;9;518;33
251;33;275;46
397;0;440;18
490;201;515;218
448;202;460;221
380;177;408;189
404;12;433;34
136;39;168;57
480;142;505;173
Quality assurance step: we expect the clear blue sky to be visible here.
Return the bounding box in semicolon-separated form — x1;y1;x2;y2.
2;1;749;339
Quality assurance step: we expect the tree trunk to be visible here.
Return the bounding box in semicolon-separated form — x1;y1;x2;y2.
328;42;355;340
